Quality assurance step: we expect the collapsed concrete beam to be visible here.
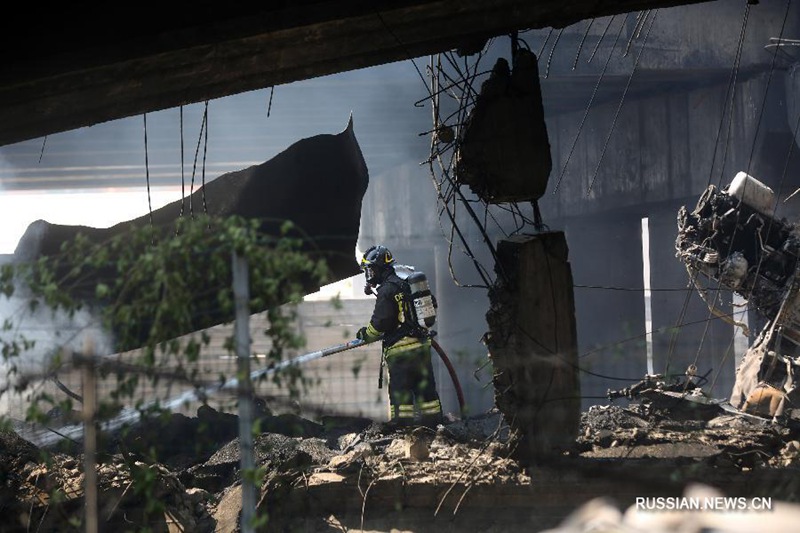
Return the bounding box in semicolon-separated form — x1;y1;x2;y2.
11;119;369;351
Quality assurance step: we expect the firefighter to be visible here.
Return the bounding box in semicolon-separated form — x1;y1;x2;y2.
356;245;444;428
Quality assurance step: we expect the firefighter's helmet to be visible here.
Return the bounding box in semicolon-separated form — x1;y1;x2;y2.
361;245;395;286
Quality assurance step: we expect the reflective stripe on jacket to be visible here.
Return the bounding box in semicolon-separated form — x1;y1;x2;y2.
384;336;430;358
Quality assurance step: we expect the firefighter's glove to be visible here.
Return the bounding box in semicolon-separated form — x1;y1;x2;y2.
356;327;368;341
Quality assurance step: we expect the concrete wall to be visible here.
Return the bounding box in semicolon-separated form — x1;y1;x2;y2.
0;298;390;422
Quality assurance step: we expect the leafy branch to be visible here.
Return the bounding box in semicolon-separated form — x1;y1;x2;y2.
1;213;329;421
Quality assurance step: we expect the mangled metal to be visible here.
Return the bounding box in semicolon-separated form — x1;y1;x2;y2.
607;370;727;422
607;371;702;402
675;171;800;420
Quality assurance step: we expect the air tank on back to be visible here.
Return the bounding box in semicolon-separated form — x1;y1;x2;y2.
394;264;437;328
407;271;437;328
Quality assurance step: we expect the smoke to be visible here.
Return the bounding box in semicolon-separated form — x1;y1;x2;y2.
0;274;114;419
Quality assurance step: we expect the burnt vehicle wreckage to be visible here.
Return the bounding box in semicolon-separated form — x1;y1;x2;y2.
674;171;800;423
609;171;800;425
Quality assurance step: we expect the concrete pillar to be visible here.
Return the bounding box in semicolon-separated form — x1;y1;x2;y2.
648;205;736;399
563;214;647;409
487;232;580;463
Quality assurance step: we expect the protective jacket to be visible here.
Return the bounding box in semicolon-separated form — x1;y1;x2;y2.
361;272;424;348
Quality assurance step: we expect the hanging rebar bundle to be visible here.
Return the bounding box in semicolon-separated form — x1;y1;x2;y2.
454;48;552;204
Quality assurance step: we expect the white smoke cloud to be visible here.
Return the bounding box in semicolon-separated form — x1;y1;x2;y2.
0;285;114;420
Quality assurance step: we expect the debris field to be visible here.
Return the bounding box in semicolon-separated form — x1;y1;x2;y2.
5;384;800;532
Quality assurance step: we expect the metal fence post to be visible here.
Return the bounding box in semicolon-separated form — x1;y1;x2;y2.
232;252;256;533
74;350;98;533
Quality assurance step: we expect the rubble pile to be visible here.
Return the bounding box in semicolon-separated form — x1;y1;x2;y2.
578;403;785;468
6;389;800;532
1;408;525;532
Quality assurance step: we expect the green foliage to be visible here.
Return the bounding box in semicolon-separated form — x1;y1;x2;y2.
243;463;267;486
0;214;331;527
328;293;343;310
5;214;327;391
351;355;366;379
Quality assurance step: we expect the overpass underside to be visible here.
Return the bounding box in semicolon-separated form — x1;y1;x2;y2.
0;0;712;147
